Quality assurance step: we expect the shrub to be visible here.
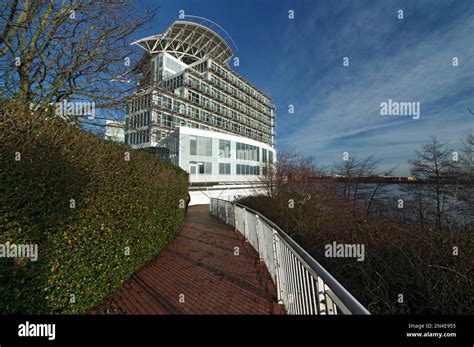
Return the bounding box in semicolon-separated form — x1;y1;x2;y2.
0;101;189;314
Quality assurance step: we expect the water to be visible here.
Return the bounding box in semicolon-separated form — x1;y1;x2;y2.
351;183;473;229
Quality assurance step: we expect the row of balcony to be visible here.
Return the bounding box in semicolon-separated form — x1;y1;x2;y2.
207;68;272;115
183;92;271;135
183;77;272;127
208;63;273;109
153;101;272;145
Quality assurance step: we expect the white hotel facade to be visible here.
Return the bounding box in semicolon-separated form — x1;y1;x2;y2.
125;19;276;192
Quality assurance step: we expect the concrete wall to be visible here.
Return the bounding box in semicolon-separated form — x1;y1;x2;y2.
189;184;266;206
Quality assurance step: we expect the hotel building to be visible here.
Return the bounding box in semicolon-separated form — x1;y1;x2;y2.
125;19;276;187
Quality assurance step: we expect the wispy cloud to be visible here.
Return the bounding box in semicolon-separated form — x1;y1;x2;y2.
272;0;474;175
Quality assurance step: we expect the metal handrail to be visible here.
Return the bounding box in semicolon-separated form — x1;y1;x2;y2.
210;198;370;315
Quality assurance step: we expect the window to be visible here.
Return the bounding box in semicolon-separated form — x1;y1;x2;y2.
236;164;260;175
205;163;212;174
163;55;185;74
191;136;212;157
197;137;205;156
191;161;212;174
206;137;212;156
236;142;259;161
190;136;197;155
219;163;231;175
219;139;231;158
188;91;199;104
187;106;197;118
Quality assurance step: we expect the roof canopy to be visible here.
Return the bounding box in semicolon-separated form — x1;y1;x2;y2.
132;21;234;64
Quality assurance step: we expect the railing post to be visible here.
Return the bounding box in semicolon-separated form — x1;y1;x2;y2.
234;204;238;232
272;229;283;304
243;208;248;240
224;202;228;223
255;215;262;261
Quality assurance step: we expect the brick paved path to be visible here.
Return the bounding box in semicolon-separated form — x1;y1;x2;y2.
91;205;285;314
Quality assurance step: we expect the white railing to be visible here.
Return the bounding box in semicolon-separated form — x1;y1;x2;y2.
210;198;370;315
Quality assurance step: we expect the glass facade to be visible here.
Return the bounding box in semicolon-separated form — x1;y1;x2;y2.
219;139;231;158
219;163;231;175
236;142;259;161
190;161;212;174
236;164;260;175
190;135;212;157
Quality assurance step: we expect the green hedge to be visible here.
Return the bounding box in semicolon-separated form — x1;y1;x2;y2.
0;102;189;314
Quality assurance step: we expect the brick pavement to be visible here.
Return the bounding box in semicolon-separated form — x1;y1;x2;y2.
91;205;285;314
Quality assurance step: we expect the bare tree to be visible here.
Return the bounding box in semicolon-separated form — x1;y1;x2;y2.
366;165;397;217
458;129;474;183
333;153;379;212
332;154;357;199
455;129;474;227
408;136;458;229
0;0;156;126
260;147;323;198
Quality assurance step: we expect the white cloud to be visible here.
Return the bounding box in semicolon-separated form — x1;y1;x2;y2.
275;3;474;175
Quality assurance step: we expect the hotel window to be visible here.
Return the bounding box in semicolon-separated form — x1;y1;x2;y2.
191;161;212;174
173;100;181;113
205;162;212;174
163;55;184;74
188;91;199;103
191;136;212;157
219;163;231;175
190;136;197;155
205;137;212;156
236;164;260;175
219;139;231;158
162;96;171;109
187;106;197;118
236;142;259;161
202;111;209;122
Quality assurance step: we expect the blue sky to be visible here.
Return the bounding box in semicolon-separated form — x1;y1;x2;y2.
135;0;474;175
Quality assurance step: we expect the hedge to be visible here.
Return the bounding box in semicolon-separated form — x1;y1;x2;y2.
0;102;189;314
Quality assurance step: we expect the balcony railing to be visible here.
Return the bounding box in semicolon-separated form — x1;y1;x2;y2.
210;198;370;315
